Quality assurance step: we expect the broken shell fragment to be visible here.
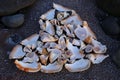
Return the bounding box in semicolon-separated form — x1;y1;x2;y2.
86;54;109;64
39;31;57;42
49;49;62;63
15;60;41;72
9;45;25;59
61;15;82;25
45;20;55;35
41;61;63;73
20;34;39;46
40;55;48;65
65;58;91;72
92;39;107;54
40;9;55;20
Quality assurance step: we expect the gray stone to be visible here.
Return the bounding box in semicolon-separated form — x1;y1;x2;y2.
1;14;24;28
101;16;120;35
0;0;36;16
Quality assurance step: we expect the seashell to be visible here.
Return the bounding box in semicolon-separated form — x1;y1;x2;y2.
61;15;82;25
56;26;63;36
40;55;48;65
86;54;109;64
39;31;58;42
80;40;86;50
74;25;88;41
57;12;70;21
45;20;55;35
63;25;75;37
66;39;84;60
58;35;66;50
9;45;26;59
39;19;46;31
50;19;60;25
23;46;32;53
41;61;63;73
40;9;55;20
83;21;96;39
85;44;93;53
92;39;107;53
65;58;91;72
14;60;41;72
49;49;62;63
25;52;39;62
20;34;39;47
72;39;81;46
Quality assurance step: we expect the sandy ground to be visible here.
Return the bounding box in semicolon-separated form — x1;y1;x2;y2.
0;0;120;80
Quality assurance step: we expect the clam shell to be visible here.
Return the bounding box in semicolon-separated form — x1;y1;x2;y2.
14;60;41;72
9;45;25;59
65;58;91;72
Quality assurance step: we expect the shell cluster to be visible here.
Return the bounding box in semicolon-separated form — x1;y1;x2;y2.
9;3;109;73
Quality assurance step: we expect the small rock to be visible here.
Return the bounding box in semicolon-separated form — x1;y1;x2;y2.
0;0;36;16
112;49;120;68
1;14;24;28
101;16;120;35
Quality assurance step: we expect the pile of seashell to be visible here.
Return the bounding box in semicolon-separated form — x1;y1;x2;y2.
9;3;109;73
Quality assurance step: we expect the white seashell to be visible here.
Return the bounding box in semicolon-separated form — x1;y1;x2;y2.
80;40;86;50
15;60;41;72
74;25;88;41
40;9;55;20
83;21;96;39
61;15;82;25
58;35;66;50
65;58;91;72
20;34;39;47
56;26;63;36
25;52;39;62
92;39;107;53
85;45;93;53
39;19;46;31
63;25;75;37
66;39;84;60
23;46;32;53
40;55;48;65
9;45;26;59
45;20;55;35
41;61;63;73
86;54;109;64
39;31;57;42
72;39;81;46
49;49;62;63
